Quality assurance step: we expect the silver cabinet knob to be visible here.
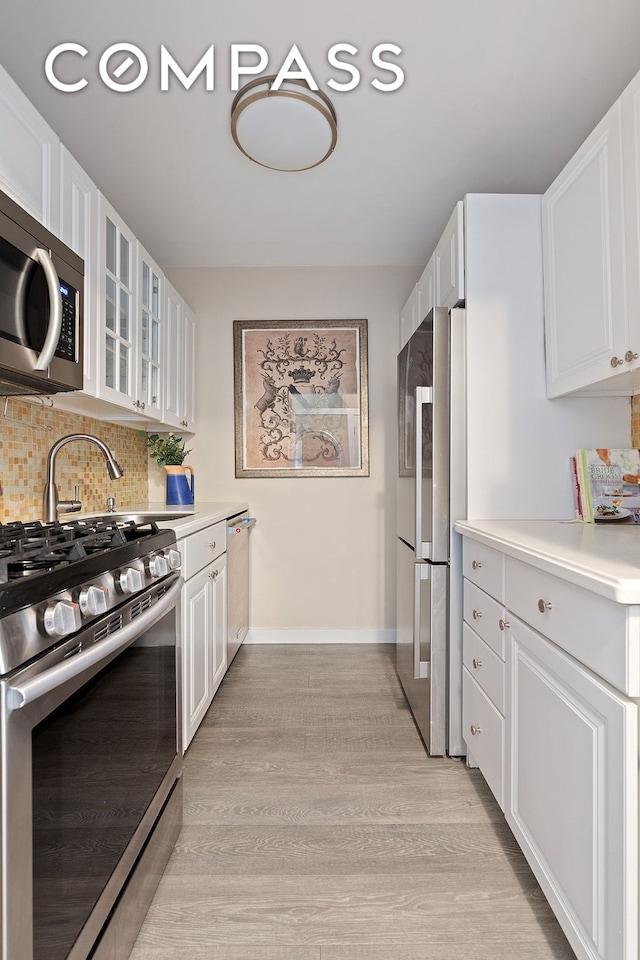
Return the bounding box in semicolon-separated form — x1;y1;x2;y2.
472;658;482;669
537;598;552;613
625;350;639;362
498;618;510;631
471;560;482;570
148;554;169;579
78;585;108;618
209;541;216;551
611;356;624;368
43;600;82;638
208;568;219;580
472;609;482;620
117;567;144;595
470;724;482;736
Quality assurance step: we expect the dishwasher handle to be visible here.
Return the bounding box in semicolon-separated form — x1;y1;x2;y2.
228;517;257;533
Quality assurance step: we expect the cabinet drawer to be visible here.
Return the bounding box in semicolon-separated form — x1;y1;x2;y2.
505;556;638;696
462;667;505;810
178;520;226;579
463;540;504;600
463;580;506;659
463;623;505;713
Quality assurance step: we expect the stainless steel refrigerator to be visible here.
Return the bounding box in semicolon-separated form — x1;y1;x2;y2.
396;306;464;757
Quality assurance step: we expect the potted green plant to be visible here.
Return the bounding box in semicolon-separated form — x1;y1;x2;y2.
144;433;195;505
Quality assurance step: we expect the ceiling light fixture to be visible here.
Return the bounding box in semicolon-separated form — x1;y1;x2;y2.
230;76;338;172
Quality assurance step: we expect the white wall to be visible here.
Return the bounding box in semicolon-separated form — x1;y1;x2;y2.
160;266;418;642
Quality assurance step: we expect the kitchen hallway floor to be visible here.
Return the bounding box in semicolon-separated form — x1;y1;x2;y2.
129;644;575;960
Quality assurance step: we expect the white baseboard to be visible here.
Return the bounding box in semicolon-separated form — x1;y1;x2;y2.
244;628;396;645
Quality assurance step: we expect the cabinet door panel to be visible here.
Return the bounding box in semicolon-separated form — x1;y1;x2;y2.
622;69;640;361
0;64;60;231
182;567;212;749
543;101;627;396
211;556;227;696
400;284;417;349
508;615;637;960
435;202;464;308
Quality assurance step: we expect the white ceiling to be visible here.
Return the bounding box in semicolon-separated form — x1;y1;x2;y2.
0;0;639;269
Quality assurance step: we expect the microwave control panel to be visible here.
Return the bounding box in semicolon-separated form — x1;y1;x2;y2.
54;282;78;361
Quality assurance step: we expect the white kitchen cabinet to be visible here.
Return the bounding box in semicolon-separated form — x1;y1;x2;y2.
136;244;164;420
458;526;639;960
59;147;99;397
178;520;228;750
461;540;507;809
542;66;640;397
0;63;60;232
508;613;636;960
435;201;464;308
399;283;417;349
163;280;196;433
416;255;435;326
542;100;627;397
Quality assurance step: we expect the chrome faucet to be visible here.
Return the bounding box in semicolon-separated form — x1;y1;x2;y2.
43;434;124;523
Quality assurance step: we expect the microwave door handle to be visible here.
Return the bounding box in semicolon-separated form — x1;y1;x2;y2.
414;386;432;556
32;247;62;371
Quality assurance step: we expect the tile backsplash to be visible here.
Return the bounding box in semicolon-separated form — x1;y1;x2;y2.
0;397;149;522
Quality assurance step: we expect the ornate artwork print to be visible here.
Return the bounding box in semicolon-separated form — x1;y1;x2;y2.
234;320;369;477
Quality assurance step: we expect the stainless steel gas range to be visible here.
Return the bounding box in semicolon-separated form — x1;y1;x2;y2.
0;516;184;960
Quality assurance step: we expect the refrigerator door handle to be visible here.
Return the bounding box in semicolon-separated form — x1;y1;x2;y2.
414;386;432;558
413;562;431;680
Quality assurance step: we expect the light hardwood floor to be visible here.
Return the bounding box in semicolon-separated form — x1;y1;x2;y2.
130;644;575;960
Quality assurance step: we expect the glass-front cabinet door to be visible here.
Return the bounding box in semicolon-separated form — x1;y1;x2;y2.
98;194;138;411
138;245;163;419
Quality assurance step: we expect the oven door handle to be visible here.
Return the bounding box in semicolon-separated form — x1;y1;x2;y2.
33;247;63;371
7;576;183;711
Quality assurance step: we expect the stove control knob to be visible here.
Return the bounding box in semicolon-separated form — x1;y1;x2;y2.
117;567;144;595
43;600;82;638
166;549;182;571
79;584;109;618
148;554;169;579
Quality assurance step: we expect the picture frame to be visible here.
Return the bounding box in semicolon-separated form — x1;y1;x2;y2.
233;319;369;478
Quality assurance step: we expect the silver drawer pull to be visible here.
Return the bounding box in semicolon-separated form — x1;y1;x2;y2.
472;609;482;620
471;560;482;570
472;658;482;669
470;724;482;736
209;541;216;551
611;356;624;368
537;599;552;613
208;568;219;580
498;618;510;631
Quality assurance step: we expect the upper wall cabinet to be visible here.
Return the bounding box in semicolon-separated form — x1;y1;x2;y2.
435;202;465;309
0;65;60;232
543;68;640;397
60;147;99;397
399;201;465;349
164;281;196;433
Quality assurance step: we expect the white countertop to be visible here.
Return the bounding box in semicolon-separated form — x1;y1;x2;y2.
454;519;640;604
79;501;250;539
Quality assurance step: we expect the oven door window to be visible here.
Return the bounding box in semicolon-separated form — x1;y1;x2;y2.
31;609;177;960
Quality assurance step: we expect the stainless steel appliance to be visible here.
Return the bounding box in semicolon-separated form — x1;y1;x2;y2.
0;516;183;960
396;307;465;757
0;187;84;396
226;513;256;665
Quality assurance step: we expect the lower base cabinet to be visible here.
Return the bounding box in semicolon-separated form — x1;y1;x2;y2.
178;520;228;751
460;534;639;960
508;614;637;960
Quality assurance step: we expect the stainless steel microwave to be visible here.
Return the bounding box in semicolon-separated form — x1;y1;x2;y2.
0;188;83;395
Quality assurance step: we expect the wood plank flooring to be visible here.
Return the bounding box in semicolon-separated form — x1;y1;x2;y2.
129;644;575;960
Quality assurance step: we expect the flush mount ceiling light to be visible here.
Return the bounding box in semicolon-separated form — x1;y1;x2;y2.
230;76;338;172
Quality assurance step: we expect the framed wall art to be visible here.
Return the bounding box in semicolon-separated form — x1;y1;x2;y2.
233;319;369;478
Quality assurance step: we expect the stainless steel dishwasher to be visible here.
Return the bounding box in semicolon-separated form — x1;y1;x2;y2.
227;512;256;665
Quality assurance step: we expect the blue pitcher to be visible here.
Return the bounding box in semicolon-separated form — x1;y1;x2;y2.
164;465;195;506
